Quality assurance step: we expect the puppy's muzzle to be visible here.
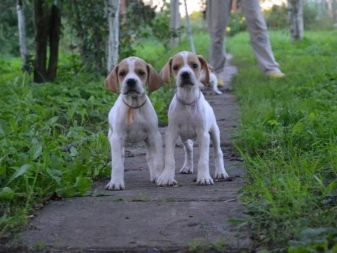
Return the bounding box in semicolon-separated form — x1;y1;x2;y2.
179;71;194;86
124;78;140;94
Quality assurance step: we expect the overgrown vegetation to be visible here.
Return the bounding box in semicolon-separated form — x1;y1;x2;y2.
230;31;337;251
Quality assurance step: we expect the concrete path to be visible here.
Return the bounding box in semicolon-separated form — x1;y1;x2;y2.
8;66;251;252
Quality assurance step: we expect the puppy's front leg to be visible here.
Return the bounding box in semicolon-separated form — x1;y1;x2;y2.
196;132;214;185
145;130;163;183
106;132;125;191
157;127;178;186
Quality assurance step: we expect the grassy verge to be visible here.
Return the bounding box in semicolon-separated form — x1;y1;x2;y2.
230;31;337;251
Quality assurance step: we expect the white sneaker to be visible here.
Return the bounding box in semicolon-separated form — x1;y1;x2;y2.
265;70;285;79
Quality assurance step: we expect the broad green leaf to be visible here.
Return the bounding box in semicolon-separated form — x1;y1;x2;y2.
47;116;59;125
0;187;15;201
7;164;31;185
31;143;43;160
46;168;62;185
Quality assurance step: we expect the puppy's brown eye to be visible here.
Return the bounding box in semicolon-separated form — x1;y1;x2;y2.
119;71;126;77
137;70;145;77
173;65;179;71
191;63;198;69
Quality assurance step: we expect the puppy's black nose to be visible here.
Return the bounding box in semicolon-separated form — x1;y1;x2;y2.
126;78;137;87
181;71;190;80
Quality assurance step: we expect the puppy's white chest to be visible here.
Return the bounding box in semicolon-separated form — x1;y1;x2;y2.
124;121;148;143
175;108;201;141
179;123;197;141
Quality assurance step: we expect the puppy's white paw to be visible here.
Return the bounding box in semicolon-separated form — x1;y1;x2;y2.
196;175;214;185
105;180;125;191
150;173;161;184
214;170;229;180
179;165;193;174
157;170;177;186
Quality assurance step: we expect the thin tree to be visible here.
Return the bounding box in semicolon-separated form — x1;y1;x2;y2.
183;0;195;53
288;0;304;41
107;0;120;72
170;0;180;48
33;0;61;82
16;0;29;72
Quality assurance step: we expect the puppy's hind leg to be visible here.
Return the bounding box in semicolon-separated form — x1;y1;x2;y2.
145;131;164;183
180;139;194;174
210;125;229;180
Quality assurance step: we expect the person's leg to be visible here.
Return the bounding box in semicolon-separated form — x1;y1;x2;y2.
207;0;231;74
241;0;284;77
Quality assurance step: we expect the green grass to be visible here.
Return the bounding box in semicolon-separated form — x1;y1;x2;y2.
229;31;337;251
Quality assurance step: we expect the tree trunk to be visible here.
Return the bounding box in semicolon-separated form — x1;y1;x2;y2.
33;0;61;83
183;0;195;53
332;0;337;22
120;0;127;25
170;0;180;48
288;0;304;41
16;0;29;72
48;2;61;81
71;0;89;65
33;0;49;82
107;0;120;72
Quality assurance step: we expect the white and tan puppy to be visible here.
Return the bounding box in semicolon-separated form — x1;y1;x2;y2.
199;64;222;95
157;51;229;186
105;57;163;190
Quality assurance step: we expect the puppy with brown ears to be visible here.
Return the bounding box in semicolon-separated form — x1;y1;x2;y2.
157;51;229;186
105;57;163;190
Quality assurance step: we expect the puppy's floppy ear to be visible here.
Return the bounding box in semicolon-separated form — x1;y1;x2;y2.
198;55;210;85
146;64;162;92
106;65;119;93
160;58;172;84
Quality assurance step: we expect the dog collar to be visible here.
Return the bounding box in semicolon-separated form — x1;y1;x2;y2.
122;97;147;109
175;90;201;106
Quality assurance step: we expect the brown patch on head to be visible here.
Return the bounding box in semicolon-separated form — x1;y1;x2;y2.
171;54;184;77
117;59;131;84
106;58;131;93
133;58;148;84
187;53;202;79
